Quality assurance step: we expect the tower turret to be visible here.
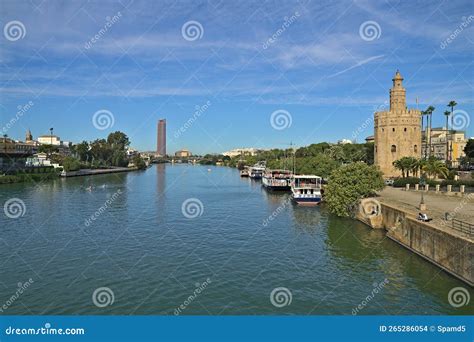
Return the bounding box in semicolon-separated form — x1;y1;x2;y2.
389;70;406;111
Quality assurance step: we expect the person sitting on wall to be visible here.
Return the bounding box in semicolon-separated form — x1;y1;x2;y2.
418;213;432;222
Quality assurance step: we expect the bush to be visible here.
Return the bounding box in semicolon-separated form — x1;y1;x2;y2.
325;162;385;217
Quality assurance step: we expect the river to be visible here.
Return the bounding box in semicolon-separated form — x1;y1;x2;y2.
0;164;471;315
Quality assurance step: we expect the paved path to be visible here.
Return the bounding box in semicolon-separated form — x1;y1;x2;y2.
378;187;473;238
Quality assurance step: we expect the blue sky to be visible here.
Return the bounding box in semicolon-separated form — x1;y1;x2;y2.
1;0;473;154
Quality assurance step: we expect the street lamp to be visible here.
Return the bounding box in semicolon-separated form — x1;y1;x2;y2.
419;176;426;211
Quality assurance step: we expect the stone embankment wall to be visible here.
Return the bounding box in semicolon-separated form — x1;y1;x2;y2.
357;199;473;286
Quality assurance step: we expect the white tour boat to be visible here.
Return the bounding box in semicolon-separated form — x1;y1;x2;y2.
262;169;292;191
290;175;322;205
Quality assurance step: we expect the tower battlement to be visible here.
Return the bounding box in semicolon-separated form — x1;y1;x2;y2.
374;71;422;177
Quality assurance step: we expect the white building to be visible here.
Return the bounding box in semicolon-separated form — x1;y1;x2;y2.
222;148;263;157
37;134;70;147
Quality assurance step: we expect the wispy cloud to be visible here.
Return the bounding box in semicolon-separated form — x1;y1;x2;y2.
327;54;385;78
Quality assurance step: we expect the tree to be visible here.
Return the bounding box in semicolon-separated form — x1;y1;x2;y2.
392;157;417;178
75;141;90;162
62;156;81;172
131;154;147;170
425;106;435;157
325;162;384;217
107;131;130;150
444;110;451;164
422;157;448;179
464;139;474;158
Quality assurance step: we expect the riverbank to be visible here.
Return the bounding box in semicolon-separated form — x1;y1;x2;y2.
60;167;139;177
357;188;473;286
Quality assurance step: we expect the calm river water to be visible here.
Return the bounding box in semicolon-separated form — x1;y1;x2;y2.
0;165;471;315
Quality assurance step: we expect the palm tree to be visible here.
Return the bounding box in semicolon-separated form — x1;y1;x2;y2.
420;110;427;158
393;159;405;178
443;110;451;164
423;157;448;179
425;106;435;157
447;100;457;162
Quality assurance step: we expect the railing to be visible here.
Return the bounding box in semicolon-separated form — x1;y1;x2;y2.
452;219;474;236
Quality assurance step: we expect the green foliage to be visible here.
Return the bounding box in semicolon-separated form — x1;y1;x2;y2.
465;139;474;158
132;155;147;170
422;157;448;179
325;162;385;217
62;157;81;172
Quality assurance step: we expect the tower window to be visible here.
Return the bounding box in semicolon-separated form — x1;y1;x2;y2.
391;145;397;153
414;145;418;153
404;128;407;132
392;128;395;132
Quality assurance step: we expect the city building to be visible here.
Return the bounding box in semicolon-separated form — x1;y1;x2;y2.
175;149;191;157
374;70;422;177
0;136;36;172
337;139;353;145
157;119;166;157
222;148;263;157
422;127;468;166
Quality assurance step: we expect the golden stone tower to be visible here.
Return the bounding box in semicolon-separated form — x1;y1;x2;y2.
374;71;421;177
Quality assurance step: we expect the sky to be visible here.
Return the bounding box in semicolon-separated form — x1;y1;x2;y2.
0;0;473;154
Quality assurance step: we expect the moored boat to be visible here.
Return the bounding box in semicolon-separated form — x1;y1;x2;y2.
240;166;250;177
249;161;266;179
290;175;322;206
262;169;292;191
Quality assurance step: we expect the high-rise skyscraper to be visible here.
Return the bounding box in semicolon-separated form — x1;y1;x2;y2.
157;119;166;157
